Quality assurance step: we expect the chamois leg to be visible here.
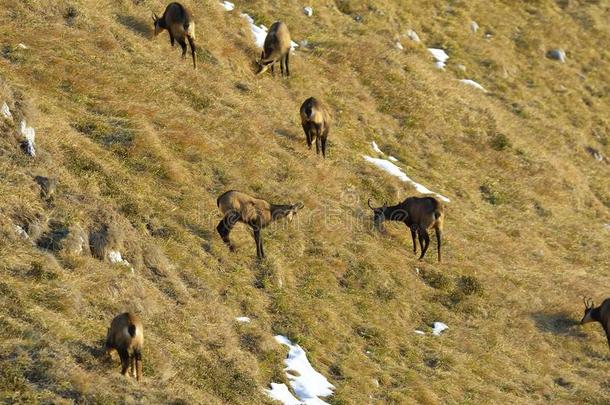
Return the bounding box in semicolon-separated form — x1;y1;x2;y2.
280;56;285;77
217;211;239;251
118;348;130;376
270;63;275;76
178;38;187;60
134;350;143;382
303;124;312;149
130;354;136;378
435;227;442;262
419;230;431;260
410;225;417;254
253;228;264;259
417;232;425;258
187;35;197;69
321;135;328;158
285;52;290;76
169;33;175;47
315;124;322;155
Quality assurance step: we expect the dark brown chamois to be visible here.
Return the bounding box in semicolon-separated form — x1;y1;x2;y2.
368;196;445;262
581;297;610;351
256;21;291;77
153;2;197;68
216;190;304;259
105;312;144;381
300;97;331;158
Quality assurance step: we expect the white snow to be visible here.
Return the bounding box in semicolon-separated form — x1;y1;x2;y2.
459;79;487;92
406;29;420;43
107;250;134;272
20;120;36;157
1;102;12;120
235;316;251;323
13;224;29;239
414;330;425;335
363;156;450;202
388;156;398;162
270;335;335;404
470;21;479;33
432;322;448;336
428;48;448;69
395;41;404;50
371;141;383;154
219;1;235;11
17;43;28;50
266;383;302;405
303;7;313;17
241;14;298;51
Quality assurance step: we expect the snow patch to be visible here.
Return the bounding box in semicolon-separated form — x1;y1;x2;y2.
13;224;29;239
428;48;448;69
108;250;134;272
470;21;479;33
235;316;251;323
388;156;398;162
303;7;313;17
432;322;448;336
406;29;420;42
371;141;383;154
267;335;335;404
363;156;450;202
17;43;28;50
20;120;36;157
266;383;302;405
395;41;404;50
219;1;235;11
241;14;298;51
1;102;12;120
414;330;425;335
459;79;487;92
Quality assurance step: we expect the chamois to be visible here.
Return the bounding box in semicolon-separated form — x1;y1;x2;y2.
256;21;291;77
300;97;331;158
153;2;197;68
368;196;444;262
105;312;144;381
580;297;610;350
216;190;304;259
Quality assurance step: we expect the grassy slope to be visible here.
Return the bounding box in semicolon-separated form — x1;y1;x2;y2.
0;0;608;403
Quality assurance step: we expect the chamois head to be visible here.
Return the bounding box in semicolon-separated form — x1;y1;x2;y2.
152;13;163;36
255;53;270;75
581;297;595;324
286;202;304;221
368;199;390;231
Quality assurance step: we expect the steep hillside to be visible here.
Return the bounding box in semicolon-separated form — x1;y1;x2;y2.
0;0;608;403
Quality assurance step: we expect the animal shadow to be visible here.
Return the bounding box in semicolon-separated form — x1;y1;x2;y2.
71;341;106;372
116;14;151;37
274;128;299;141
531;312;585;337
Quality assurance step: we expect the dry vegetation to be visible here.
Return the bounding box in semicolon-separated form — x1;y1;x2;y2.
0;0;609;403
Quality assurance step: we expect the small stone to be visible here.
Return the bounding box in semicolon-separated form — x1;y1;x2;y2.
547;49;566;62
303;6;313;17
470;21;479;33
406;29;420;42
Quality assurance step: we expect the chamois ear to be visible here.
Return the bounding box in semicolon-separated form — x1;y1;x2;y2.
293;202;304;211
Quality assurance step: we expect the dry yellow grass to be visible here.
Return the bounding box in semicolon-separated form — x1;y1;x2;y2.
0;0;608;403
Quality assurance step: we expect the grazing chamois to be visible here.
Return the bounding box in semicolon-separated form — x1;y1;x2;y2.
581;297;610;351
153;2;197;68
105;312;144;381
256;21;291;77
368;196;444;262
300;97;331;158
216;190;304;259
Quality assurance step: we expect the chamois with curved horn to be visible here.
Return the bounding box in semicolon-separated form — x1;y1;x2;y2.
152;2;197;68
581;296;610;351
368;196;444;262
216;190;304;259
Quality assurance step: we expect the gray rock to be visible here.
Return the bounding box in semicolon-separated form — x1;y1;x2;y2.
547;49;566;62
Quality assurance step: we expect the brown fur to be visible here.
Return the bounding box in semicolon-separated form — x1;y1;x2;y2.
153;2;197;68
581;297;610;351
256;21;291;77
369;196;445;262
105;312;144;381
216;190;303;259
300;97;331;158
